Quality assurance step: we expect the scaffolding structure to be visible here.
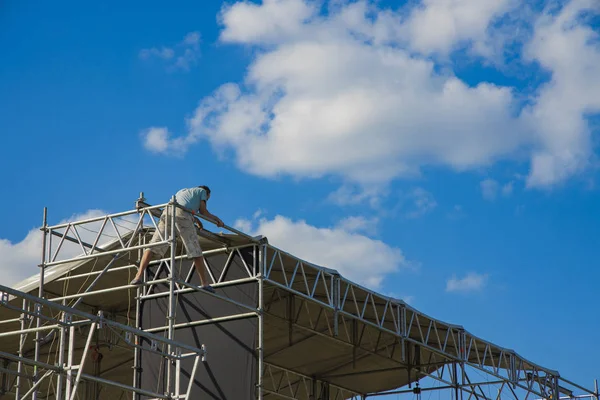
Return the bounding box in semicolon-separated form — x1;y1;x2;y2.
0;195;597;400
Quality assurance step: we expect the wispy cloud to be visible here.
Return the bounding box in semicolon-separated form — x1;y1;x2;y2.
139;31;201;72
446;272;488;293
335;216;379;236
480;179;499;201
481;179;514;201
405;188;437;218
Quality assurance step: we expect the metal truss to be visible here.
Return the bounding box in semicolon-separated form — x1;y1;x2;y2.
260;246;599;400
0;198;596;400
263;363;361;400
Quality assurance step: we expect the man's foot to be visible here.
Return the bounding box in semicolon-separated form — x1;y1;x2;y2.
201;285;215;293
130;278;143;285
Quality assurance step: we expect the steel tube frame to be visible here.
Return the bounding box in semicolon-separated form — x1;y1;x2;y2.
32;207;47;400
257;244;265;400
14;298;28;399
1;203;595;400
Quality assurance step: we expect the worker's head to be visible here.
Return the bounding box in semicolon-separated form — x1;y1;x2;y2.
199;185;211;199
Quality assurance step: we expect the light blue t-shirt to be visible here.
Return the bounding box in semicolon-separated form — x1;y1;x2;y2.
175;187;208;213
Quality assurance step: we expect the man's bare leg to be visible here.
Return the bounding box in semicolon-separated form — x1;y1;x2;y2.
192;256;214;292
131;249;154;284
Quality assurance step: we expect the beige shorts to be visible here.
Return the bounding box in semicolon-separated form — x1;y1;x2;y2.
148;208;203;258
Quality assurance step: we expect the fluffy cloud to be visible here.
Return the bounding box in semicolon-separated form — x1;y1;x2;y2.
521;0;600;187
142;127;171;153
142;0;600;190
446;272;488;293
405;0;517;56
140;31;201;72
235;213;411;288
1;210;136;288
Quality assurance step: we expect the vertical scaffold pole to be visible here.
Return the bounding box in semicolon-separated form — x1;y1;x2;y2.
166;197;177;396
32;207;47;400
132;220;144;400
15;299;27;399
257;244;265;400
55;311;68;400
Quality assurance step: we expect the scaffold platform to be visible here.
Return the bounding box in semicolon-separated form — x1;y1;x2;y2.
0;195;597;400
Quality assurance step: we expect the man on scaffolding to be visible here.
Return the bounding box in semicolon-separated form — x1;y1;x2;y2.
129;185;224;293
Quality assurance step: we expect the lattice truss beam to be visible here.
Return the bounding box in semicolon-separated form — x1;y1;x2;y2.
260;246;598;400
262;363;361;400
0;202;596;400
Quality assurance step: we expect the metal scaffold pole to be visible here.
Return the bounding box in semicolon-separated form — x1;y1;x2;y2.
14;298;28;399
32;207;47;400
257;244;265;400
166;196;177;396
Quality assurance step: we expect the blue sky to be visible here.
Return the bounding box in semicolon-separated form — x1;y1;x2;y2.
1;0;599;395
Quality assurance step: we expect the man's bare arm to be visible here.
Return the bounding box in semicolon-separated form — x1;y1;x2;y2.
199;201;224;227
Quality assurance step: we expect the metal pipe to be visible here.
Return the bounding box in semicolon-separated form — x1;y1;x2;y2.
0;317;23;325
20;369;53;399
140;277;258;300
166;198;177;394
68;322;97;400
184;355;200;400
366;385;455;396
0;351;61;373
32;207;47;400
54;264;137;282
0;324;61;339
144;312;258;333
173;280;259;313
257;244;265;400
55;312;67;400
15;299;28;399
70;253;122;309
79;373;170;399
48;205;168;230
65;325;75;400
45;240;170;267
48;278;171;302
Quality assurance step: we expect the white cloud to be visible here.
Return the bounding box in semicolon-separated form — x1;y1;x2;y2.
447;204;466;220
480;178;499;200
522;0;600;187
404;187;437;218
219;0;315;44
142;0;600;190
139;47;174;60
327;184;387;208
142;127;171;153
446;272;488;293
0;210;135;288
405;0;517;56
140;31;201;71
502;181;514;197
235;213;411;288
481;178;515;200
335;216;379;235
